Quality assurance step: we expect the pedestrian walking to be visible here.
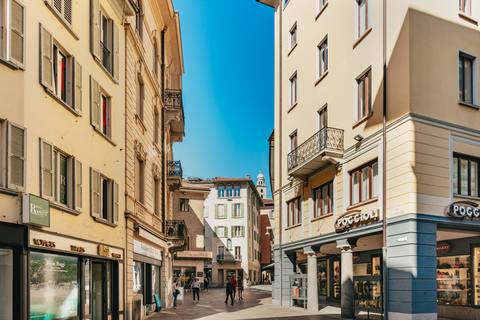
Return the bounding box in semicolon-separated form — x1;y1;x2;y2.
204;277;209;292
237;277;244;301
225;278;234;305
191;277;200;302
173;278;180;309
230;276;237;298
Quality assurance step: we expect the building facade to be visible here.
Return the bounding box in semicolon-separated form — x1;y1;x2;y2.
0;0;133;319
260;198;275;282
258;0;480;319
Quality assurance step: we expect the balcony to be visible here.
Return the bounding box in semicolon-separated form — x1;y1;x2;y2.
166;220;188;250
164;89;185;142
167;160;182;191
287;127;344;179
217;254;242;264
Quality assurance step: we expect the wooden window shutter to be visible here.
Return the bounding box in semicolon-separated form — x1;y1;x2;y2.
215;204;218;218
231;226;234;237
90;76;100;129
72;57;82;114
224;226;227;238
214;226;217;238
231;203;234;218
73;157;82;211
39;138;54;199
241;203;244;217
10;0;25;68
90;0;100;59
40;24;53;91
7;122;25;190
113;21;119;81
64;0;72;24
113;180;119;224
224;204;227;218
90;167;100;218
241;226;245;237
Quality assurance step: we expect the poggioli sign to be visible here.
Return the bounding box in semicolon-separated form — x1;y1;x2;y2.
446;201;480;219
335;209;380;232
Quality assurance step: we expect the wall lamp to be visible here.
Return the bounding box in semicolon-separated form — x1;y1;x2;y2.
265;226;276;237
354;134;364;142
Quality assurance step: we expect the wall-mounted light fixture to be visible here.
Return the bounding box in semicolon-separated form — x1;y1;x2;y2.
354;134;364;142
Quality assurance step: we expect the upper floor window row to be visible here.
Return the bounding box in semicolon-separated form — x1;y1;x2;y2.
218;184;241;198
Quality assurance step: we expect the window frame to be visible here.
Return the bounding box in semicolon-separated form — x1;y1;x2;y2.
180;198;189;212
1;0;25;69
349;160;379;206
289;22;297;50
99;89;111;137
290;72;297;106
356;67;372;122
90;167;119;226
459;51;477;106
314;180;334;218
233;184;241;197
226;184;233;197
286;196;301;227
218;184;225;198
134;156;144;204
318;36;328;78
356;0;370;39
136;76;144;120
459;0;472;16
453;153;479;197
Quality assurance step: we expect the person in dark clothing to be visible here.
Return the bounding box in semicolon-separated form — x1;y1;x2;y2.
225;278;234;305
204;277;209;291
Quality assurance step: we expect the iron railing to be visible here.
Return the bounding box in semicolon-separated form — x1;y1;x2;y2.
217;255;241;262
167;160;182;178
287;127;344;172
164;89;185;125
166;220;188;240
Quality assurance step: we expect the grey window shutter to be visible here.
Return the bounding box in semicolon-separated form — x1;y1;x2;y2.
241;226;245;237
39;138;54;200
10;0;25;68
113;21;119;81
215;204;218;219
40;24;53;91
224;226;227;238
90;76;100;129
113;180;119;224
214;226;217;238
241;203;244;217
7;122;26;190
72;57;82;114
73;157;82;211
90;167;100;218
90;0;100;59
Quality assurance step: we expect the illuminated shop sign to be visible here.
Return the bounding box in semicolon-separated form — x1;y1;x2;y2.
446;201;480;220
437;242;450;255
133;240;163;260
335;209;380;232
22;194;50;227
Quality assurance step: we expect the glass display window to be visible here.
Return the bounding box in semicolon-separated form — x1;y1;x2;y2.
354;280;381;309
333;260;340;299
0;247;13;320
437;255;470;306
133;261;143;295
474;247;480;306
317;259;328;296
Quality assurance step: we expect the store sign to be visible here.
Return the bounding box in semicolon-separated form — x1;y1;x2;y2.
437;242;450;255
22;194;50;227
133;239;162;260
352;253;360;263
335;209;380;232
446;201;480;220
176;251;212;259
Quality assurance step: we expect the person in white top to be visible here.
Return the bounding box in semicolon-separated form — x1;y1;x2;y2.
191;277;201;302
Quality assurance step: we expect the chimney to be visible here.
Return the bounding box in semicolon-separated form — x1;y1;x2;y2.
246;174;251;179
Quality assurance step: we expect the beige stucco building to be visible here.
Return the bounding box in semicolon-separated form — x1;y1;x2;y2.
258;0;480;319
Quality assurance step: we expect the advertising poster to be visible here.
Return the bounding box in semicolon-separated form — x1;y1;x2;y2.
177;287;184;301
30;252;78;319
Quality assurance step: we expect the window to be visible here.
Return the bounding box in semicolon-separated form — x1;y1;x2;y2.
154;109;159;145
50;0;72;24
453;154;479;197
216;204;225;218
234;184;241;197
233;203;242;217
319;107;327;130
269;210;274;219
226;185;233;197
290;23;297;49
356;0;370;38
460;0;472;15
350;161;378;205
218;184;225;197
90;168;119;225
287;197;301;227
90;77;112;138
215;226;226;238
154;177;159;216
180;199;189;212
0;121;26;191
235;246;241;260
40;139;83;211
290;131;297;152
318;38;328;77
136;0;143;40
136;76;144;120
356;68;372;121
90;1;119;80
0;0;25;68
135;156;144;204
319;0;328;10
459;52;476;104
233;226;244;237
314;181;333;218
40;25;82;114
204;206;209;218
290;72;297;106
217;246;225;259
153;40;159;77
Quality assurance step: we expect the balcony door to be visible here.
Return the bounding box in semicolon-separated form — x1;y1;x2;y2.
318;108;327;150
218;246;224;260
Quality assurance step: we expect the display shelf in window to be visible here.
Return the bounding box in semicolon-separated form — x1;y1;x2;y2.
333;260;340;299
437;255;470;306
354;280;382;309
473;247;480;306
290;274;308;308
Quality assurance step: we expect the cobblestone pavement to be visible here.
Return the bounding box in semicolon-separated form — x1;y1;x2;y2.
146;287;335;320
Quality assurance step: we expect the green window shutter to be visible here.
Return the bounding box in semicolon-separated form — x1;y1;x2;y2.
73;157;83;212
241;203;244;217
231;203;234;218
113;180;119;224
241;226;245;237
224;204;227;219
90;76;100;129
214;226;218;238
39;138;53;200
231;226;234;237
90;167;100;218
40;24;53;91
113;21;120;81
90;0;100;59
7;122;25;191
224;226;228;238
10;0;25;68
72;57;82;114
215;204;218;218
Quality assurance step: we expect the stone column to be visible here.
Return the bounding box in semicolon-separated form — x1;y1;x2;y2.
337;239;357;319
305;248;318;312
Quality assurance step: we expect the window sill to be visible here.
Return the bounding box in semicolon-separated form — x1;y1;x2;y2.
215;217;227;219
458;101;480;110
0;187;20;196
50;202;81;216
0;57;19;70
315;70;329;86
288;43;298;57
315;2;329;21
458;12;479;25
233;216;244;219
94;59;119;84
346;197;378;211
135;114;147;132
353;27;373;49
287;102;298;114
285;223;302;230
93;216;117;227
44;1;79;40
44;87;82;117
92;126;117;147
352;112;373;129
311;212;333;222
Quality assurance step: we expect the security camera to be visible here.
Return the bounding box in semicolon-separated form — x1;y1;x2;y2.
265;231;270;237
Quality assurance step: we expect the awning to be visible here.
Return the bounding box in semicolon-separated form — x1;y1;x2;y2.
262;263;275;270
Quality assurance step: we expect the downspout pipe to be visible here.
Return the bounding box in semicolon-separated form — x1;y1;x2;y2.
382;0;388;318
278;0;284;306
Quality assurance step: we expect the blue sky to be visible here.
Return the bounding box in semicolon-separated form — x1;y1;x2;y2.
172;0;275;198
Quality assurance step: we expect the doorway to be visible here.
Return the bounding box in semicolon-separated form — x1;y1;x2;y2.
91;261;112;320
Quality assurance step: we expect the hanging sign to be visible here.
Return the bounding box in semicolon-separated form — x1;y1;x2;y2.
335;209;380;232
437;242;450;255
352;253;360;263
22;194;50;227
446;201;480;220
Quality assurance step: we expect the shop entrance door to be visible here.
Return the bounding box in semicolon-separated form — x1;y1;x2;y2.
92;262;105;320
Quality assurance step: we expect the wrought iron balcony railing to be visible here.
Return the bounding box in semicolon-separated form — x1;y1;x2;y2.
217;255;242;263
164;89;185;124
166;220;188;240
167;160;182;178
287;127;344;172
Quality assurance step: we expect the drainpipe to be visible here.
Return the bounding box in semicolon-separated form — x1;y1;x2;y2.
161;29;166;234
382;0;388;319
278;0;284;307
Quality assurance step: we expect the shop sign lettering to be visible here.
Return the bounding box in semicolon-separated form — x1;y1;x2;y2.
22;194;50;227
437;242;450;255
33;238;56;248
446;201;480;219
133;239;162;260
334;209;380;232
112;253;121;259
70;245;85;253
352;253;360;263
98;245;110;257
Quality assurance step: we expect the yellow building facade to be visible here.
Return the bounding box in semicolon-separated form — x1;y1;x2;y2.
258;0;480;319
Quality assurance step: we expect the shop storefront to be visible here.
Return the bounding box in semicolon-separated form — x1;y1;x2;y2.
173;266;196;287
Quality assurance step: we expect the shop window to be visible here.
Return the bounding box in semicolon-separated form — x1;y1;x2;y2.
453;153;479;197
133;261;143;295
317;259;327;296
90;167;119;225
437;255;470;306
333;260;340;299
0;247;13;319
314;181;333;218
287;197;301;227
473;247;480;306
0;0;25;68
350;161;378;205
30;252;79;318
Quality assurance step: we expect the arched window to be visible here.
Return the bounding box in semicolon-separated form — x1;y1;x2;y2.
218;185;225;198
226;185;233;197
234;184;241;197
